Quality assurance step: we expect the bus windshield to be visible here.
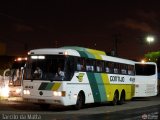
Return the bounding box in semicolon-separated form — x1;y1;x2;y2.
23;55;74;81
8;59;26;86
135;64;156;76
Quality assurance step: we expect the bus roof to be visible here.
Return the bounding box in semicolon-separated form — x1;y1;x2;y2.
135;61;157;65
29;48;80;56
102;55;135;65
29;46;134;64
29;46;106;59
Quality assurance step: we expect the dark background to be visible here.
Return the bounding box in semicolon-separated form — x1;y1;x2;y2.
0;0;160;60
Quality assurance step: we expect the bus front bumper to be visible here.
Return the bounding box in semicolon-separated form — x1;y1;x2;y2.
23;98;63;105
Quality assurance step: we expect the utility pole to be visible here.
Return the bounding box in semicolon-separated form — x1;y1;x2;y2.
112;34;119;56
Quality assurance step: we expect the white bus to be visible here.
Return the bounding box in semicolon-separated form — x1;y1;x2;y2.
2;57;27;98
22;46;136;109
134;62;158;97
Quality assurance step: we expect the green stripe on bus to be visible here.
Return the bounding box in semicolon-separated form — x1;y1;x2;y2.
78;50;95;60
77;49;106;102
101;73;110;100
38;82;48;90
45;83;54;90
86;48;105;60
61;46;106;59
78;51;88;58
87;72;101;102
94;73;107;102
85;51;95;59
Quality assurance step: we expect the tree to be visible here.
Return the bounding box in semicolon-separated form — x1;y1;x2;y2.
145;51;160;62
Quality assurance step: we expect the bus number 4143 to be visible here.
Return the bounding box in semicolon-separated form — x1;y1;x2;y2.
130;77;135;83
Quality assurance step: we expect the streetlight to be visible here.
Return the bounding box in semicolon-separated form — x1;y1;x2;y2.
146;35;155;52
146;36;154;44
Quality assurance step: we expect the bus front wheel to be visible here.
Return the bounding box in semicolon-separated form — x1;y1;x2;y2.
75;92;85;110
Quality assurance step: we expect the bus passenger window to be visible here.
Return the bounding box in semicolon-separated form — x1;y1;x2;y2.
97;66;100;72
114;63;119;74
77;63;81;71
105;62;110;73
96;61;99;72
105;67;109;73
86;65;92;71
128;65;134;75
108;62;114;73
121;69;127;74
121;64;127;74
86;59;94;72
96;61;103;72
114;68;118;74
77;58;84;71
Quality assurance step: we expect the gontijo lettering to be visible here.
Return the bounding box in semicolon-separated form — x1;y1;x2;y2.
110;76;125;82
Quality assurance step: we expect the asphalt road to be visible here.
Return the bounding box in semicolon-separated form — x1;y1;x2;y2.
0;95;160;120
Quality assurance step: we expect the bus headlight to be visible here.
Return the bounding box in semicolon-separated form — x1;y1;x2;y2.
53;91;66;97
9;82;13;86
0;86;9;97
16;88;21;94
23;90;30;95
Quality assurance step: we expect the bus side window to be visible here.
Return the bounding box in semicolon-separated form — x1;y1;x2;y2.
105;62;110;73
77;58;85;71
128;65;134;75
132;65;135;75
77;58;82;71
114;63;119;74
77;63;81;71
65;56;75;80
108;62;114;73
121;64;127;75
86;59;90;71
101;61;105;72
96;61;100;72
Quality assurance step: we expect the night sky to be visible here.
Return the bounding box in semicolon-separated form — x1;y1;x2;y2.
0;1;160;60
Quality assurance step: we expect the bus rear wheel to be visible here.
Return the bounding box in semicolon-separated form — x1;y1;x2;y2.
111;91;119;105
118;91;125;105
75;92;85;110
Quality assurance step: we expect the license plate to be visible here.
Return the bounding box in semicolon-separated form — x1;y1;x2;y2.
38;99;45;103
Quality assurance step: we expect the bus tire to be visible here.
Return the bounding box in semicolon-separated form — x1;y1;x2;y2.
118;91;125;105
111;91;119;105
75;92;85;110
